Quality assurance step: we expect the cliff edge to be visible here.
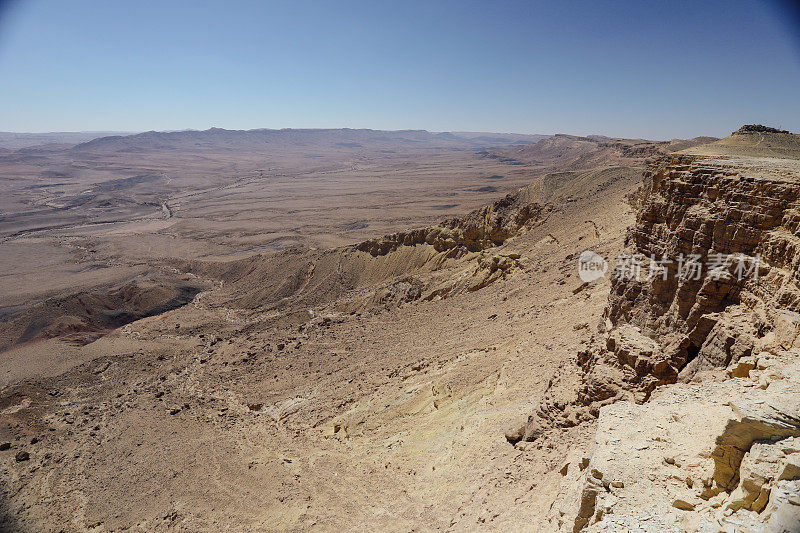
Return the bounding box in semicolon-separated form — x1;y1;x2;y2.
524;131;800;531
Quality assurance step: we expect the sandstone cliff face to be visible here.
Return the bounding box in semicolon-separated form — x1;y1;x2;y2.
531;154;800;531
600;155;800;399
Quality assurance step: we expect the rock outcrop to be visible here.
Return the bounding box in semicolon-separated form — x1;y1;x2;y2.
524;150;800;530
552;350;800;532
548;155;800;414
734;125;791;135
602;154;800;397
355;189;546;256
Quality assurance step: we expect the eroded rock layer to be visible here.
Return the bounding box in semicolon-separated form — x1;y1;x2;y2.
567;155;800;413
355;187;545;256
527;153;800;531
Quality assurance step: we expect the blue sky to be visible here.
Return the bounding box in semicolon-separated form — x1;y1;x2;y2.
0;0;798;139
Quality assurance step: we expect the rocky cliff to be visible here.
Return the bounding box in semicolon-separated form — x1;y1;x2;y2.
354;187;544;256
598;154;800;402
525;150;800;531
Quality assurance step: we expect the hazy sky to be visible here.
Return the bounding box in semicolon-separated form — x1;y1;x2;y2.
0;0;798;139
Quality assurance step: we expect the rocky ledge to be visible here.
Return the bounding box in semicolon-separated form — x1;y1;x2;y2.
526;153;800;531
354;188;546;256
734;125;791;135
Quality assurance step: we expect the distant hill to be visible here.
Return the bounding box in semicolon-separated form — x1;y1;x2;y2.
448;131;550;145
680;125;800;159
489;133;718;171
0;131;135;150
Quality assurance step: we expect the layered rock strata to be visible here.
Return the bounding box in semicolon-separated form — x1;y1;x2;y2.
523;154;800;530
355;189;546;256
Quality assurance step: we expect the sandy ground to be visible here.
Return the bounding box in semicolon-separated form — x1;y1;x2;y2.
0;130;643;531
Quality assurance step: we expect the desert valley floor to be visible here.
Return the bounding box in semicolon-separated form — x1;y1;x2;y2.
1;128;799;532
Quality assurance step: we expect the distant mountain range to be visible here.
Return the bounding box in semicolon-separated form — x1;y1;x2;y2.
0;131;136;150
0;128;549;153
70;128;549;154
